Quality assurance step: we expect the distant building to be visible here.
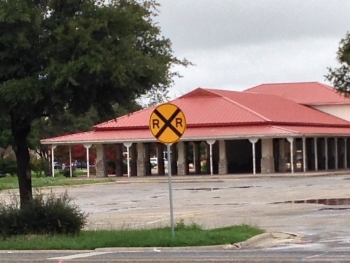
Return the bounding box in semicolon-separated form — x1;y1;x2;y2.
41;82;350;176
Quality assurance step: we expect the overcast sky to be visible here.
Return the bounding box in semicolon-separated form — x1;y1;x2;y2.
154;0;350;99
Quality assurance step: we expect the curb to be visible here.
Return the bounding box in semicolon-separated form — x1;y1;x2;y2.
95;245;225;252
229;233;273;249
95;232;282;252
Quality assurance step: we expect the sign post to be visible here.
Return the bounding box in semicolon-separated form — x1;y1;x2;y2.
149;103;187;236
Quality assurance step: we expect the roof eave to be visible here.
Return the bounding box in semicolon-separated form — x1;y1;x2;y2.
40;132;350;146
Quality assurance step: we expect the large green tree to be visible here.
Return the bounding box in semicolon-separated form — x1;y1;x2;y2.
326;32;350;94
0;0;190;206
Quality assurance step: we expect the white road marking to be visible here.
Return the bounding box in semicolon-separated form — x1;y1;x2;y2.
48;251;111;260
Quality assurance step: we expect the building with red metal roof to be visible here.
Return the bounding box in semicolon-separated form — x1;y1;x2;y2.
41;82;350;177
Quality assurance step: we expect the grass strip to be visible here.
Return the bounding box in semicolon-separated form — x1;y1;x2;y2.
0;224;264;250
0;175;114;191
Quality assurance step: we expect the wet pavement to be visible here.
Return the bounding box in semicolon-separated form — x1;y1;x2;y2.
1;173;350;250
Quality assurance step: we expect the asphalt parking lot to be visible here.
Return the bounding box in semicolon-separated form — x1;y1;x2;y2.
1;172;350;249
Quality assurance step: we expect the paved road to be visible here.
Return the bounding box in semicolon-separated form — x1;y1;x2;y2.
2;173;350;261
50;173;350;250
3;248;350;262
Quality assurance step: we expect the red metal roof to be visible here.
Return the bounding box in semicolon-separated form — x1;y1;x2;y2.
206;89;350;126
244;82;350;105
95;87;350;131
41;125;350;145
41;85;350;145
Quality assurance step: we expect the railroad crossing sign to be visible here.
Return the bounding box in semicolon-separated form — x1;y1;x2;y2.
149;103;186;144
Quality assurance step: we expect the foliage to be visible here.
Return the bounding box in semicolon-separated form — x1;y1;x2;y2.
0;191;87;238
0;224;264;249
0;115;12;150
30;157;49;177
0;158;17;176
326;32;350;95
0;0;191;205
201;161;207;172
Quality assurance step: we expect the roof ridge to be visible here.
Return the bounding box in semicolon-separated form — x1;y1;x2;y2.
205;89;271;122
317;82;347;96
244;81;320;92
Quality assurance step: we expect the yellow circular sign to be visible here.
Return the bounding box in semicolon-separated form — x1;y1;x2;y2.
149;103;187;144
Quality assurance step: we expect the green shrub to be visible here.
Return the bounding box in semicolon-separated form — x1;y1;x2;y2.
0;159;17;176
30;158;49;178
60;166;77;177
201;162;207;172
0;191;87;238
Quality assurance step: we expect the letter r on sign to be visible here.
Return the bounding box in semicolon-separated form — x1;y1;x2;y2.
175;118;182;127
152;119;160;129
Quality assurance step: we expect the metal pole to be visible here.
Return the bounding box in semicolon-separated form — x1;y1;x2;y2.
335;138;338;169
127;146;130;177
167;143;175;236
290;139;294;173
86;147;90;178
69;145;72;178
302;137;306;172
325;138;328;170
210;144;213;176
345;138;348;169
252;142;256;175
314;138;318;171
51;146;55;178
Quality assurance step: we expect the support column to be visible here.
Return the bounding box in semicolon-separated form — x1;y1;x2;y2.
314;138;318;171
206;144;211;174
249;139;259;174
287;138;294;173
115;143;124;176
335;138;338;170
95;144;107;177
123;142;133;177
261;138;274;173
325;138;328;170
206;140;216;175
157;143;165;175
218;140;227;175
177;141;186;175
279;139;286;172
171;144;178;175
302;137;307;172
185;142;190;175
84;144;92;177
144;143;152;176
130;143;137;176
345;138;348;169
137;143;146;176
193;142;201;174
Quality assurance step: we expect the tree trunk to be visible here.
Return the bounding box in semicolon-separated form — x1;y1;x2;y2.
12;122;32;207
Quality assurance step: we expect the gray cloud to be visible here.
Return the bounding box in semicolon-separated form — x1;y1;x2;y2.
156;0;350;51
153;0;350;97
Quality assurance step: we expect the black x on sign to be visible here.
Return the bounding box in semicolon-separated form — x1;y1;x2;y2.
149;103;187;144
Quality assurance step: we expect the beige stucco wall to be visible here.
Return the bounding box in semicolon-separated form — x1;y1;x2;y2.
311;104;350;122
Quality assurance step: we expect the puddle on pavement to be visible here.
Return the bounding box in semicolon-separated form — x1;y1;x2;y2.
273;198;350;207
319;207;350;211
182;187;220;191
229;186;261;189
179;186;259;191
150;195;164;198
